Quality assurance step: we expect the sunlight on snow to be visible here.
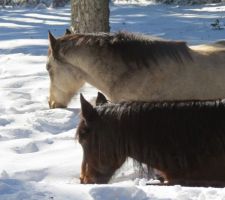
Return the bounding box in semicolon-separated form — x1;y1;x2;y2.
24;13;70;20
0;39;48;50
187;4;225;12
0;22;33;28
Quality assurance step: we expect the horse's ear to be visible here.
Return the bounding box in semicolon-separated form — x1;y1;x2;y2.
48;31;57;57
96;92;108;106
80;94;96;121
64;28;72;35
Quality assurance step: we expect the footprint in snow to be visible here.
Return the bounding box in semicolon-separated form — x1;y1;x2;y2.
13;139;54;154
32;109;79;134
13;142;39;154
13;169;49;182
0;117;13;126
0;177;52;198
0;128;33;140
89;186;148;200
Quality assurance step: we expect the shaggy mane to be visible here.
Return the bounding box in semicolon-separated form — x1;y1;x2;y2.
59;32;192;67
77;99;225;173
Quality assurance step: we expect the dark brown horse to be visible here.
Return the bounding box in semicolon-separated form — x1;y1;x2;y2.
76;94;225;186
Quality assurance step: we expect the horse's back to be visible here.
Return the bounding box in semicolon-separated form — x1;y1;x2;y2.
190;41;225;52
214;40;225;47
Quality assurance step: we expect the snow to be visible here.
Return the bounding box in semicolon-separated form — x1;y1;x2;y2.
1;2;225;200
113;0;155;5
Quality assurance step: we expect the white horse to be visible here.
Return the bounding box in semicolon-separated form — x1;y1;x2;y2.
46;31;225;108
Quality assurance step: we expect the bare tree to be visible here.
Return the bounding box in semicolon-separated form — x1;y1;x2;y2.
71;0;110;33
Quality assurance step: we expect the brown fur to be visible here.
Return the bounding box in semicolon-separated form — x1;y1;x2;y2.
76;95;225;186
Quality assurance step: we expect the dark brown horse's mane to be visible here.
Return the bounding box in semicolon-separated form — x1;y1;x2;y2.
77;99;225;174
59;32;192;67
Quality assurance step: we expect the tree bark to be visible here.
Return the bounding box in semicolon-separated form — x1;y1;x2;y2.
71;0;110;33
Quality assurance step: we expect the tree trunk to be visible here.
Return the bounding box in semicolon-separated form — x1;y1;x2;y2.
71;0;110;33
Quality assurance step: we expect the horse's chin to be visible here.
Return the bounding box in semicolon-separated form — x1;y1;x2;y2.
48;100;67;109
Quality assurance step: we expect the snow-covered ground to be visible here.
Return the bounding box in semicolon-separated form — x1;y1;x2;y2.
1;2;225;200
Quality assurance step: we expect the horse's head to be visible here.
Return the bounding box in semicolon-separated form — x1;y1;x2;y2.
76;94;124;184
47;31;85;108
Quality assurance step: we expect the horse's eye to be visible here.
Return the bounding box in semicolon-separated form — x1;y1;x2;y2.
81;129;88;135
78;127;90;141
82;127;90;136
46;64;51;71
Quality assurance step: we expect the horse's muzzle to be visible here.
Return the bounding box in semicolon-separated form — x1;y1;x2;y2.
80;174;111;184
48;100;67;109
80;175;95;184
